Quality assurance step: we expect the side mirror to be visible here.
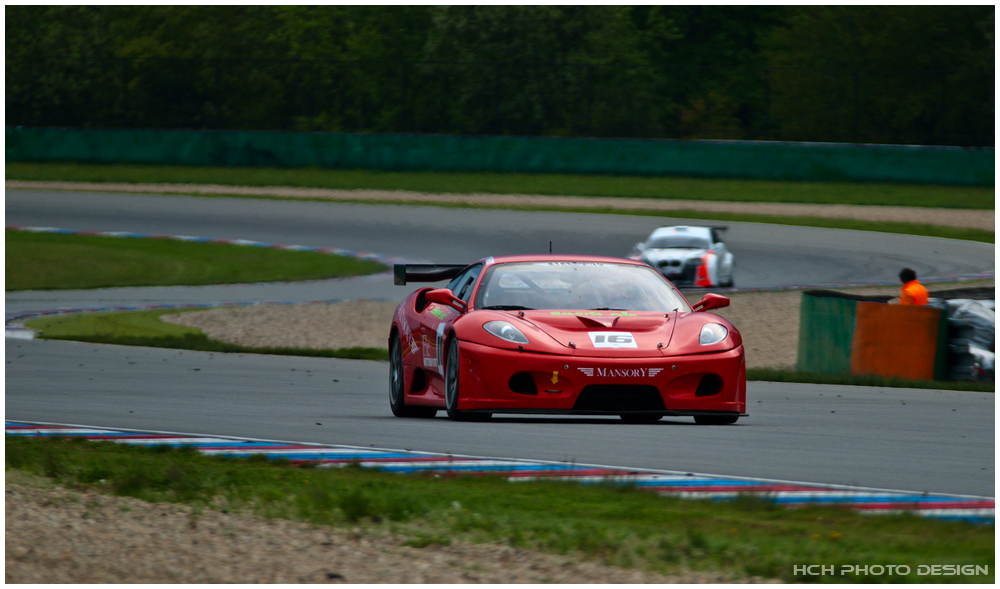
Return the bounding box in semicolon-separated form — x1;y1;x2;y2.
425;288;467;312
634;242;646;253
692;293;729;313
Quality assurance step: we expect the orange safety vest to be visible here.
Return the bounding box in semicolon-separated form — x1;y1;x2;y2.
900;280;928;305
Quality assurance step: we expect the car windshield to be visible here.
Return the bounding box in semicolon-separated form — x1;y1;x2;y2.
647;235;711;249
474;262;690;312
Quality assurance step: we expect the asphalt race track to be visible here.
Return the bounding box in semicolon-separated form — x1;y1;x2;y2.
5;189;996;498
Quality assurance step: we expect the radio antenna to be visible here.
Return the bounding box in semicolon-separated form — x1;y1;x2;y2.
549;240;552;254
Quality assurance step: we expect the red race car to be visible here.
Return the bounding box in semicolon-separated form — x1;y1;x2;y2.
388;255;746;424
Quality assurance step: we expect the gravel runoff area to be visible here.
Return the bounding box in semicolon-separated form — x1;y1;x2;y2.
7;185;992;582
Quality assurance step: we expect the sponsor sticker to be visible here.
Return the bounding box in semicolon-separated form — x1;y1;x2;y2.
577;367;664;378
430;306;454;320
435;323;446;377
588;331;637;348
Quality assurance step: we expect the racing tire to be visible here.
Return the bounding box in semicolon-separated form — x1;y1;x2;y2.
389;334;436;418
694;414;739;425
620;413;664;424
445;339;491;421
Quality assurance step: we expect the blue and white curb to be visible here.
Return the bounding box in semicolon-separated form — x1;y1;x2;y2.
5;225;423;339
6;225;410;267
6;422;993;524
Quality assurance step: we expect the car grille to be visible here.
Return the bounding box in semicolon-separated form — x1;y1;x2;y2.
573;385;666;412
658;260;682;268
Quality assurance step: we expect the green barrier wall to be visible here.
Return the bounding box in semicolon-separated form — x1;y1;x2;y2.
5;127;993;185
797;292;858;375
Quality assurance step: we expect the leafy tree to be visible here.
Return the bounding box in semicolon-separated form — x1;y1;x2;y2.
762;6;994;145
5;6;993;145
6;6;135;126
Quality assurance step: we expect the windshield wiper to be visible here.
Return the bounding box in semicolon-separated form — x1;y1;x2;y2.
482;305;535;310
588;307;627;311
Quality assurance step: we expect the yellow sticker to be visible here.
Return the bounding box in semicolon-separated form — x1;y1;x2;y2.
551;371;559;384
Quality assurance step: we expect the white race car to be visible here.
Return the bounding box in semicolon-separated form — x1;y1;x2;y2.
630;226;735;288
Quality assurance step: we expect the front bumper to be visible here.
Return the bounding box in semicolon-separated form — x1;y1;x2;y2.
455;340;746;415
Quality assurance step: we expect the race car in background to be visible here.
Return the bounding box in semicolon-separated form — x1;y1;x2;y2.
630;226;735;288
388;255;746;424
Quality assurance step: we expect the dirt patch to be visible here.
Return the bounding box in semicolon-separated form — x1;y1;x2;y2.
5;477;778;584
162;300;397;351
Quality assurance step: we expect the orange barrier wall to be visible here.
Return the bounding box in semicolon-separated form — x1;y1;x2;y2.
850;302;942;380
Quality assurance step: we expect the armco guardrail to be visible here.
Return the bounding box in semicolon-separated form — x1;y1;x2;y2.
5;127;994;185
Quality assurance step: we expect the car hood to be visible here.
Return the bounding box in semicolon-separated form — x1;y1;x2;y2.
641;248;707;265
518;311;678;358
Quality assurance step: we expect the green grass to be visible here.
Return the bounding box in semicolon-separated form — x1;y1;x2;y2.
7;435;994;583
517;205;993;243
8;161;994;209
25;308;390;361
746;368;993;393
6;229;387;291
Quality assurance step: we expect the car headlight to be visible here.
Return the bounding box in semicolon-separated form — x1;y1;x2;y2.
484;321;529;344
699;323;728;345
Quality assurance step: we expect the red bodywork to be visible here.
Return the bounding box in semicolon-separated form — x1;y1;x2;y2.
389;255;746;420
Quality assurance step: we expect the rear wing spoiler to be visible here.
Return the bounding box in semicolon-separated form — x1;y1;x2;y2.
394;264;467;286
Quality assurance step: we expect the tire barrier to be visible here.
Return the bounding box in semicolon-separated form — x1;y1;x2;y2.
6;422;993;524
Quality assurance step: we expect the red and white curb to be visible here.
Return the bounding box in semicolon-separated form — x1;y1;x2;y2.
6;422;993;524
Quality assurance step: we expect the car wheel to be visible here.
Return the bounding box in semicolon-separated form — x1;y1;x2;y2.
694;414;739;425
620;413;664;423
389;334;436;418
445;339;491;421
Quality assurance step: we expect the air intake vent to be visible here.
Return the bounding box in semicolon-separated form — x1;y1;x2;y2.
509;372;538;395
573;385;665;411
695;375;722;397
410;369;427;395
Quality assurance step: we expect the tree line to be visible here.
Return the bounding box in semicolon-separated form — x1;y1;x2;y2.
6;6;994;146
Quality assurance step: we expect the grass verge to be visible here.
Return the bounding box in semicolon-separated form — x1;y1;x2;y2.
6;229;387;291
745;368;993;393
6;435;994;584
8;162;994;209
25;309;390;362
